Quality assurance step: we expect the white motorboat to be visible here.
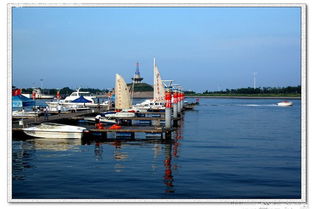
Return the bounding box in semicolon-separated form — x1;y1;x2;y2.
63;88;96;103
83;117;117;124
46;88;107;109
104;112;136;118
134;99;165;110
22;88;54;99
277;101;293;107
23;123;87;139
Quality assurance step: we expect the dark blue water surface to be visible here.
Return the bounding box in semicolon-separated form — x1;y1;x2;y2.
12;98;301;199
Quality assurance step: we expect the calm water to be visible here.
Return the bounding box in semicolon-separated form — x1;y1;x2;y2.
12;98;301;199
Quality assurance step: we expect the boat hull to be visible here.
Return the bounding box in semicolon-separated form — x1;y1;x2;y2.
105;112;136;118
23;130;84;139
277;101;293;106
23;123;86;139
84;117;116;124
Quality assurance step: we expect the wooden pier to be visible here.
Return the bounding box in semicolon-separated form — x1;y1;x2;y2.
12;109;97;128
87;126;175;140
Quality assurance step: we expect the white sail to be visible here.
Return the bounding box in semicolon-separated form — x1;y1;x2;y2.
153;59;165;103
115;74;131;110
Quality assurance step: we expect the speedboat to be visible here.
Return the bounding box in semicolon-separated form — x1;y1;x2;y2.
83;117;117;124
277;101;293;107
103;111;136;118
23;123;87;139
134;99;165;111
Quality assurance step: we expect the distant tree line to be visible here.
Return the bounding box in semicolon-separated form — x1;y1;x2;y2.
14;85;301;96
186;85;301;95
19;87;110;96
127;83;153;92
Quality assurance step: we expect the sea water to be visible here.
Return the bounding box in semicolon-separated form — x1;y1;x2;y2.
11;98;301;199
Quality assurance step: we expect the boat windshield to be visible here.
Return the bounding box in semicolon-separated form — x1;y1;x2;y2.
79;92;92;96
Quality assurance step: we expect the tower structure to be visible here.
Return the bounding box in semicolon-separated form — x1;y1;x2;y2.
131;62;144;84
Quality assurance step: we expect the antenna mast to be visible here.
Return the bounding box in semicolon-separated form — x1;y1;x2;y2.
253;72;257;89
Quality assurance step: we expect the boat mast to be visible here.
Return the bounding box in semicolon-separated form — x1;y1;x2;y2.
130;70;135;106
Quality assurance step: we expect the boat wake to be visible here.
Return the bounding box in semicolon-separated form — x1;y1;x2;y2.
204;104;278;107
236;104;278;107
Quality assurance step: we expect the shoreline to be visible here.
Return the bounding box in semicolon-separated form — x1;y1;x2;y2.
185;95;301;100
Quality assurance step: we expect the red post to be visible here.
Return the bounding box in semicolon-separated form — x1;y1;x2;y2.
56;91;61;100
173;91;178;104
165;91;172;108
32;91;36;100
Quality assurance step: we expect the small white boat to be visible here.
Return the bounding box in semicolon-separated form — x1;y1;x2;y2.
277;101;293;107
23;123;87;139
104;112;136;118
83;117;116;124
134;99;165;110
22;88;54;99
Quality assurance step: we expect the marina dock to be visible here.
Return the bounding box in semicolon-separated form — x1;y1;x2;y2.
12;59;196;141
12;108;186;140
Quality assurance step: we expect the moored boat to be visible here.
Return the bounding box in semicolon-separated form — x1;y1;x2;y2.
83;117;117;124
46;88;108;109
23;123;87;139
134;58;166;111
22;88;54;99
104;112;136;118
277;101;293;107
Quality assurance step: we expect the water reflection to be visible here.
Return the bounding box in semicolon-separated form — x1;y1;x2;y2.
111;141;129;161
13;122;185;195
28;138;81;151
94;142;103;161
12;140;35;181
164;143;174;193
162;118;185;193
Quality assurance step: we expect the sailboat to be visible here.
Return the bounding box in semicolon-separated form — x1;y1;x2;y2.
102;74;136;118
134;58;166;110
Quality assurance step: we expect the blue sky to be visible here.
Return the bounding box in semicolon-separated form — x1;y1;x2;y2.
12;7;301;92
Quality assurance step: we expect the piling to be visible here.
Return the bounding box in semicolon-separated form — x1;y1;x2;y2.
165;87;172;129
181;90;185;109
173;88;178;119
165;129;172;140
177;88;182;113
179;88;184;112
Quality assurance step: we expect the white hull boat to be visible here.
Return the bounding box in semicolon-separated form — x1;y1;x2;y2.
22;88;54;99
277;101;293;107
104;112;136;118
62;88;96;102
84;117;116;124
46;88;108;110
134;99;165;111
23;123;87;139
